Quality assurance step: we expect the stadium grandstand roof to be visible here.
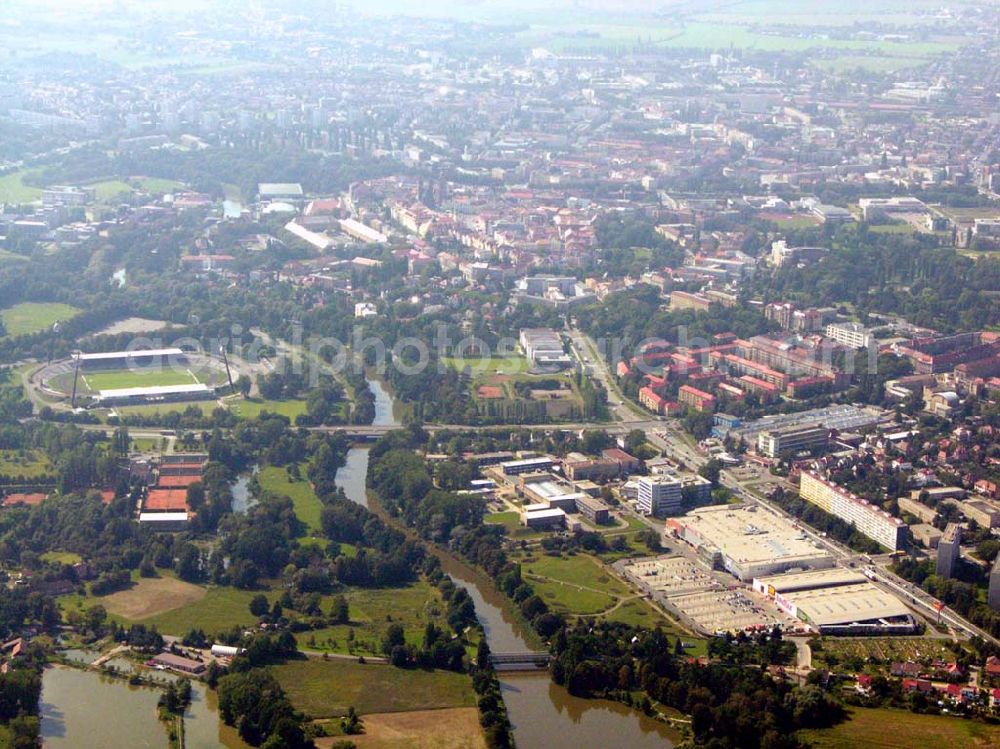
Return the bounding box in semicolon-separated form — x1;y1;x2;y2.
76;348;185;361
97;383;211;399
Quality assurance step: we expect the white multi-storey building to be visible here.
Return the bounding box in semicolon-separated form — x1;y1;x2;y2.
799;472;907;551
637;476;682;517
825;322;872;349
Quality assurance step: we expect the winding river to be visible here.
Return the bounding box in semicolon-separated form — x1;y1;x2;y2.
332;378;679;749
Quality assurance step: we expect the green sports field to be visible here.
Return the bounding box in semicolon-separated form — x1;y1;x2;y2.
82;368;201;392
1;302;81;337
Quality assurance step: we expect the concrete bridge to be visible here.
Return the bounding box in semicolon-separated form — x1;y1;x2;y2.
488;652;553;671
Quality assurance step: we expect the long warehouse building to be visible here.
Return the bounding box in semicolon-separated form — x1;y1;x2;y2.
753;568;916;635
799;472;907;551
670;504;834;581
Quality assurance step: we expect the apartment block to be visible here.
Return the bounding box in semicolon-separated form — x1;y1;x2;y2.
935;523;962;580
799;472;907;551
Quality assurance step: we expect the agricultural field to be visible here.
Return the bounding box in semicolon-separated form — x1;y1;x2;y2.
325;707;486;749
471;370;586;421
273;658;476;717
82;368;201;392
517;19;962;58
799;706;1000;749
257;465;323;533
229;397;308;421
1;302;81;337
0;449;54;479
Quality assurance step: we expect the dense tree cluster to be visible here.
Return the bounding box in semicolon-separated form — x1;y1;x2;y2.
551;622;842;749
750;224;1000;332
217;668;313;749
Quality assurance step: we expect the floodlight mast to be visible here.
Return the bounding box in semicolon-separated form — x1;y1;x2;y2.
220;344;234;390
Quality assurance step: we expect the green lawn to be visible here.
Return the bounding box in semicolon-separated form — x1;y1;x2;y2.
484;511;521;532
1;302;81;337
441;355;529;375
134;177;184;194
301;582;450;657
258;465;323;532
0;449;54;478
519;552;703;648
800;707;1000;749
83;368;200;392
41;551;83;566
86;180;133;201
139;586;274;635
110;401;221;420
272;658;476;717
521;553;631;616
229;398;308;421
0;171;41;203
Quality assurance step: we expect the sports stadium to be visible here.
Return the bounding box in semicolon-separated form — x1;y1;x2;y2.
37;347;231;408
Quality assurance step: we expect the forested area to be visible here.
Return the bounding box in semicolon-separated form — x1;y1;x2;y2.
750;226;1000;332
551;622;842;749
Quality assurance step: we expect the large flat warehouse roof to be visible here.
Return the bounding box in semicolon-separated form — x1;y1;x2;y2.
783;582;910;626
683;505;832;567
755;568;867;593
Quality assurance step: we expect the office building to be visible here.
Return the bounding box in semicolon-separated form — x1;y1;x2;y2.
799;472;907;551
637;476;682;517
574;495;610;524
757;424;829;458
501;457;554;476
